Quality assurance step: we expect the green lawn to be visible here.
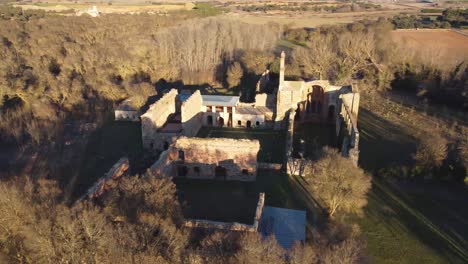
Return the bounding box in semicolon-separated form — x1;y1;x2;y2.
197;127;286;163
175;169;303;224
72;121;144;199
356;107;468;264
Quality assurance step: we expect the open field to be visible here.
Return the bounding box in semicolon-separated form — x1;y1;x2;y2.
391;30;468;66
14;2;193;13
196;127;286;163
226;9;417;28
355;94;468;263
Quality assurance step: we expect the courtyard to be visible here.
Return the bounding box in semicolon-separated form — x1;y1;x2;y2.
175;169;304;224
292;122;339;159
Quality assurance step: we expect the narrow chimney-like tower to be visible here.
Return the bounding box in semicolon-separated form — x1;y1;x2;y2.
279;51;285;87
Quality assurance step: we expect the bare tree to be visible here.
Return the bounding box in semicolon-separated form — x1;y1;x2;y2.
413;133;448;174
303;147;371;218
226;62;243;88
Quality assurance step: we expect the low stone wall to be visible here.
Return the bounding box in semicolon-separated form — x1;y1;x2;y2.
184;193;265;232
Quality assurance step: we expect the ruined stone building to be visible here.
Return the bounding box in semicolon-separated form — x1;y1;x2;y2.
115;99;140;121
141;51;361;167
150;137;260;181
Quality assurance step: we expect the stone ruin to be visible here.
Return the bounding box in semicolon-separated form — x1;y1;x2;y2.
149;137;260;181
184;193;265;232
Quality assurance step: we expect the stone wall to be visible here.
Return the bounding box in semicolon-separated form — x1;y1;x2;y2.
183;193;265;232
339;93;360;166
115;110;139;121
141;89;178;150
149;137;261;181
181;90;203;137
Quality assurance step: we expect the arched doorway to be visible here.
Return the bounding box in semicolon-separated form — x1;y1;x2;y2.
328;105;335;120
312;85;324;114
246;120;252;128
306;85;325;116
218;117;224;127
215;166;227;180
207;115;213;126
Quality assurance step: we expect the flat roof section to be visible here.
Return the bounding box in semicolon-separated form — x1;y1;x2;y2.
259;206;306;249
201;95;240;107
236;106;274;116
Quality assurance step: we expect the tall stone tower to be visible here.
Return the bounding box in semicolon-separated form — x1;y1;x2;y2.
279;51;285;87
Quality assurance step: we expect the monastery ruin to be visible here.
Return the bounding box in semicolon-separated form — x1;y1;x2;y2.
140;51;360;169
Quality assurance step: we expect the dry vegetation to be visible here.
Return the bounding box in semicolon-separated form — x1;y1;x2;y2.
0;2;467;263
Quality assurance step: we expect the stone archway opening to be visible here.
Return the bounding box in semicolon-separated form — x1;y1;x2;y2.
246;120;252;128
218;117;224;127
207;115;213;126
305;85;325;115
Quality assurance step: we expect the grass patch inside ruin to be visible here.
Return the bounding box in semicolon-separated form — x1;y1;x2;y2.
73;121;143;199
175;169;302;224
196;127;286;163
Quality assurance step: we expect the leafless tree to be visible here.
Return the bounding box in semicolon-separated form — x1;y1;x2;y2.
303;147;371;218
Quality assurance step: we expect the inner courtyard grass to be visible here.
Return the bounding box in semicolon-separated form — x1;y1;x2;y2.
73;121;144;199
197;127;286;163
174;169;302;224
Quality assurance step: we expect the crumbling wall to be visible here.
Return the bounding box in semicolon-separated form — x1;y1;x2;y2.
141;89;178;150
339;93;360;166
183;193;265;232
149;137;260;181
181;90;203;137
341;92;360;120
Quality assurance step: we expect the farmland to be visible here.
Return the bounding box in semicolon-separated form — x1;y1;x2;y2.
391;29;468;66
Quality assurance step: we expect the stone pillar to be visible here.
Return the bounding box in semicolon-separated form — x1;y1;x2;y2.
279;51;285;87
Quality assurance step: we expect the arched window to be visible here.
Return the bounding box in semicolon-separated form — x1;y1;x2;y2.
178;150;185;161
256;121;260;126
246;120;252;128
238;120;242;126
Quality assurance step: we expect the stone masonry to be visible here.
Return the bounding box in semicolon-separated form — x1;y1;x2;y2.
150;137;260;181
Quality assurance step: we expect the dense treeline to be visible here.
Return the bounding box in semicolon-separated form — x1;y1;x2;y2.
0;14;278;145
0;173;367;263
392;8;468;29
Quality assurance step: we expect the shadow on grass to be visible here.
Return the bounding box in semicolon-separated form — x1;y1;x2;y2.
70;121;146;200
366;179;468;263
358;108;417;172
357;107;468;263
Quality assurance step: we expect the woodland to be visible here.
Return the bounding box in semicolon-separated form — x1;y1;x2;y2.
0;4;467;264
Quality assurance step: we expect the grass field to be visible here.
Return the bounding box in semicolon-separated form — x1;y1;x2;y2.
196;127;286;163
175;169;303;224
72;121;144;199
391;30;468;67
356;98;468;264
226;9;417;28
14;2;193;13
